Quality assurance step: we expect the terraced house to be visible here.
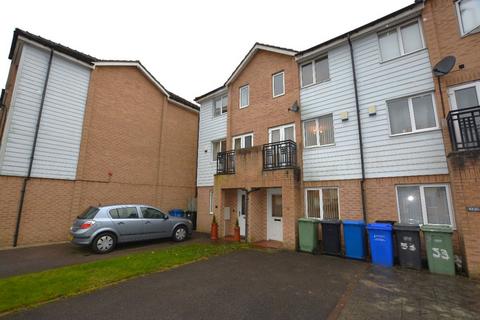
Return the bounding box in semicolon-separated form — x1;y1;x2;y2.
0;29;199;248
195;0;480;278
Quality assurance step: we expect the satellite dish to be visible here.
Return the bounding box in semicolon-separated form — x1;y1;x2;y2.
433;56;456;76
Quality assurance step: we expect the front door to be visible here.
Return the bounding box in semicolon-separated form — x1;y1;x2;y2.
140;207;171;239
267;188;283;241
237;190;246;236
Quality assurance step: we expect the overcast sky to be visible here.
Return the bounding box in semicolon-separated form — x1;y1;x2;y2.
0;0;413;102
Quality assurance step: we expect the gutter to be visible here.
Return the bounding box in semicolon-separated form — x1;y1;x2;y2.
13;49;54;247
347;35;368;223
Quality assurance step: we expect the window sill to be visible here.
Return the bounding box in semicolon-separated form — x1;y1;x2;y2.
379;47;427;64
301;78;331;90
273;92;285;99
304;143;336;149
389;127;441;137
213;113;227;118
239;105;249;109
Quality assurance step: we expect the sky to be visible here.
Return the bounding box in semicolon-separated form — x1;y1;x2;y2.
0;0;413;102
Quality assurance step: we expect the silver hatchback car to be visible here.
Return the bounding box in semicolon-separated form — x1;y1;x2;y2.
70;204;193;253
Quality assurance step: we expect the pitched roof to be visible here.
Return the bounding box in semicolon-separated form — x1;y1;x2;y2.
194;85;226;102
225;42;298;86
8;28;198;111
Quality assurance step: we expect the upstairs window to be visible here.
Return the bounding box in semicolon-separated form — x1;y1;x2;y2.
303;114;334;147
378;20;424;61
239;85;249;108
212;139;226;161
301;56;329;87
213;95;227;117
233;133;253;149
272;71;285;97
387;93;438;135
456;0;480;36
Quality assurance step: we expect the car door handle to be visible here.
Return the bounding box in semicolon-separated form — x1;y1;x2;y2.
145;221;151;224
117;222;125;225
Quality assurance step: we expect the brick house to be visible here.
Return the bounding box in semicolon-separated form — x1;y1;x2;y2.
421;0;480;278
195;0;479;278
0;29;199;248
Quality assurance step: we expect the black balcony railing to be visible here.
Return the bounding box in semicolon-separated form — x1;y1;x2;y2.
263;140;297;170
216;150;235;174
447;106;480;152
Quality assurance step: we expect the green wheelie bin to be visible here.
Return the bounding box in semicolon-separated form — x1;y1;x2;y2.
421;224;455;276
298;218;320;253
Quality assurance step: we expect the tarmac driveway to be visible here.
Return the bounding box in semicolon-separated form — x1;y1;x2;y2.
2;249;479;319
0;232;209;278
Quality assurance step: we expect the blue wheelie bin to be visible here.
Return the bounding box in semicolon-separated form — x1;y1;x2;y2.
367;223;394;267
169;208;185;217
343;220;366;260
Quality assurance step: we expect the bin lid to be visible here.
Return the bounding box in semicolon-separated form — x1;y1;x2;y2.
298;218;320;224
375;220;396;225
367;223;393;231
343;220;365;226
420;224;453;233
320;219;341;224
393;223;420;231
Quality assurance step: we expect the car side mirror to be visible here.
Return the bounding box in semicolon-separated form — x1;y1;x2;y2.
164;215;169;220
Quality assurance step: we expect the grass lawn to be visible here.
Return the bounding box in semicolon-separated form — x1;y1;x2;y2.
0;242;248;314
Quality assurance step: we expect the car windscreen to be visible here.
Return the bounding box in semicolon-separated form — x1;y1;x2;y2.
77;206;100;219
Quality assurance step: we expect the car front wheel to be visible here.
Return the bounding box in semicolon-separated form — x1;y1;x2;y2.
173;226;188;242
92;232;116;254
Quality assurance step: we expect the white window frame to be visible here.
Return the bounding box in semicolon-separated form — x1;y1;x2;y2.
272;71;285;98
302;114;335;148
378;18;426;62
447;81;480;110
239;85;249;108
395;184;455;228
387;92;439;137
300;56;330;88
232;133;254;149
455;0;480;36
268;123;295;143
211;139;226;162
209;190;214;214
213;95;228;117
304;187;340;220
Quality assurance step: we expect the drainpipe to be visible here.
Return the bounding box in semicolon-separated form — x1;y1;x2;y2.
13;49;54;247
347;35;368;223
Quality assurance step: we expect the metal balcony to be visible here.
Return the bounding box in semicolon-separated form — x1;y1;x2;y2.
447;106;480;152
262;140;297;170
216;150;235;174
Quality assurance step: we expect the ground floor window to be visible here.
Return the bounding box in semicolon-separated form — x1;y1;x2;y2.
209;190;214;214
396;184;454;226
305;188;339;220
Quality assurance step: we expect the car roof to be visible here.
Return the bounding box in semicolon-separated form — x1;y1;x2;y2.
97;204;157;209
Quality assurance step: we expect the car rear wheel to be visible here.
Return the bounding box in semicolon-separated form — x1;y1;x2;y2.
92;232;116;254
173;225;188;242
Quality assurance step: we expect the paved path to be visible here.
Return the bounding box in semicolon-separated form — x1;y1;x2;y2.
2;249;479;319
0;232;209;278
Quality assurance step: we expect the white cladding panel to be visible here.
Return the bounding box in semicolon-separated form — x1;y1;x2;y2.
196;98;227;186
0;43;91;179
300;45;362;181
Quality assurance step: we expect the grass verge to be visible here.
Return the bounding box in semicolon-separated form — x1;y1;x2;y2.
0;242;248;314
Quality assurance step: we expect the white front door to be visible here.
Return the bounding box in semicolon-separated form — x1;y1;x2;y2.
237;190;246;236
267;188;283;241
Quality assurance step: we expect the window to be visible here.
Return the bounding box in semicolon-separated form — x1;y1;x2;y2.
213;95;228;117
449;81;480;109
209;190;214;214
456;0;480;36
212;139;226;161
78;206;99;219
141;207;165;219
396;185;454;226
387;93;437;135
239;85;249;108
232;133;253;149
301;56;329;87
305;188;339;220
272;71;285;97
378;20;424;61
269;124;295;143
303;114;334;147
109;207;139;219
